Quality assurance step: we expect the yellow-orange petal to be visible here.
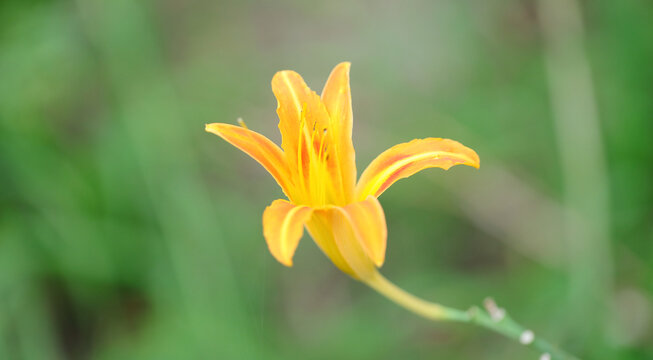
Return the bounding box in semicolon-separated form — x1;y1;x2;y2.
206;123;293;197
340;196;387;267
317;196;387;280
321;62;357;202
305;212;357;276
271;70;331;166
356;138;480;200
329;215;376;280
262;199;313;266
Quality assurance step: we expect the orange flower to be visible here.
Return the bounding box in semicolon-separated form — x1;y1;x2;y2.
206;62;479;281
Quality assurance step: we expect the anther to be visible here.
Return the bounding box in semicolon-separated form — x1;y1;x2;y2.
237;117;248;129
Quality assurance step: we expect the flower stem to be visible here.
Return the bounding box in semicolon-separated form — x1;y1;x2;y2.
365;272;580;360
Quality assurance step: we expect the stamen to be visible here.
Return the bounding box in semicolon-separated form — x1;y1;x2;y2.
296;107;308;201
237;117;248;129
300;103;322;205
315;129;330;205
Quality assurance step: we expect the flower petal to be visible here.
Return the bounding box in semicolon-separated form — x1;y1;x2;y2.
206;123;293;197
305;212;357;276
324;206;376;281
263;199;313;266
356;138;480;200
321;62;357;202
313;196;387;280
340;196;387;267
271;70;331;162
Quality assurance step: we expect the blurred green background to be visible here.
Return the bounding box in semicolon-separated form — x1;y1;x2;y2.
1;0;652;359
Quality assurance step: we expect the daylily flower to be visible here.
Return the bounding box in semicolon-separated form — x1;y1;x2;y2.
206;62;479;281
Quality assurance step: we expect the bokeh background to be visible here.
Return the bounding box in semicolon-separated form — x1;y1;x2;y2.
1;0;652;359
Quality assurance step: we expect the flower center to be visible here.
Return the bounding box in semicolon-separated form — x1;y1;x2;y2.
294;106;339;207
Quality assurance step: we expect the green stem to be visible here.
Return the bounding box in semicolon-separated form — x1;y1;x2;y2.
365;272;580;360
